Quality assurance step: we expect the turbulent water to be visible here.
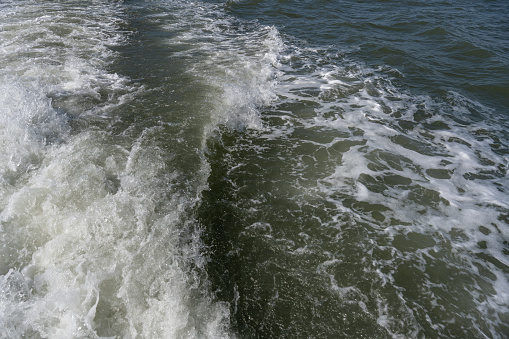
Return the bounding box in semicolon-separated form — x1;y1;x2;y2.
0;0;508;338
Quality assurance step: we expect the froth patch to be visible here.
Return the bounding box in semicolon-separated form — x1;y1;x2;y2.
0;2;231;338
0;129;231;338
158;2;283;132
0;82;70;200
230;41;509;336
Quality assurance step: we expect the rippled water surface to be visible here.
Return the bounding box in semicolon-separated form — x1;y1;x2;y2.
1;0;508;338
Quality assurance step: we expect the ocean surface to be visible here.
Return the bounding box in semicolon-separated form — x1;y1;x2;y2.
1;0;508;338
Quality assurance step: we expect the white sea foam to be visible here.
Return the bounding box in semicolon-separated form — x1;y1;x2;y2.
0;1;231;338
0;129;230;338
250;41;509;336
158;2;283;133
3;0;506;337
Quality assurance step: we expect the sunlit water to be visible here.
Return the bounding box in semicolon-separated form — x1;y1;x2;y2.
1;0;508;338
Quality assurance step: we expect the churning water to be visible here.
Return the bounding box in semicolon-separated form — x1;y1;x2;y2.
1;0;508;338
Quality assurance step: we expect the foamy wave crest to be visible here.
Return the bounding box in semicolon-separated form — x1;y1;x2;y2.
158;2;283;132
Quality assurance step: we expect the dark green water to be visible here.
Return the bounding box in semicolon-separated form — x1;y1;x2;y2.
0;0;508;337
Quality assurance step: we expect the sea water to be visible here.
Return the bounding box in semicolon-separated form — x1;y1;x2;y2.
0;0;508;338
